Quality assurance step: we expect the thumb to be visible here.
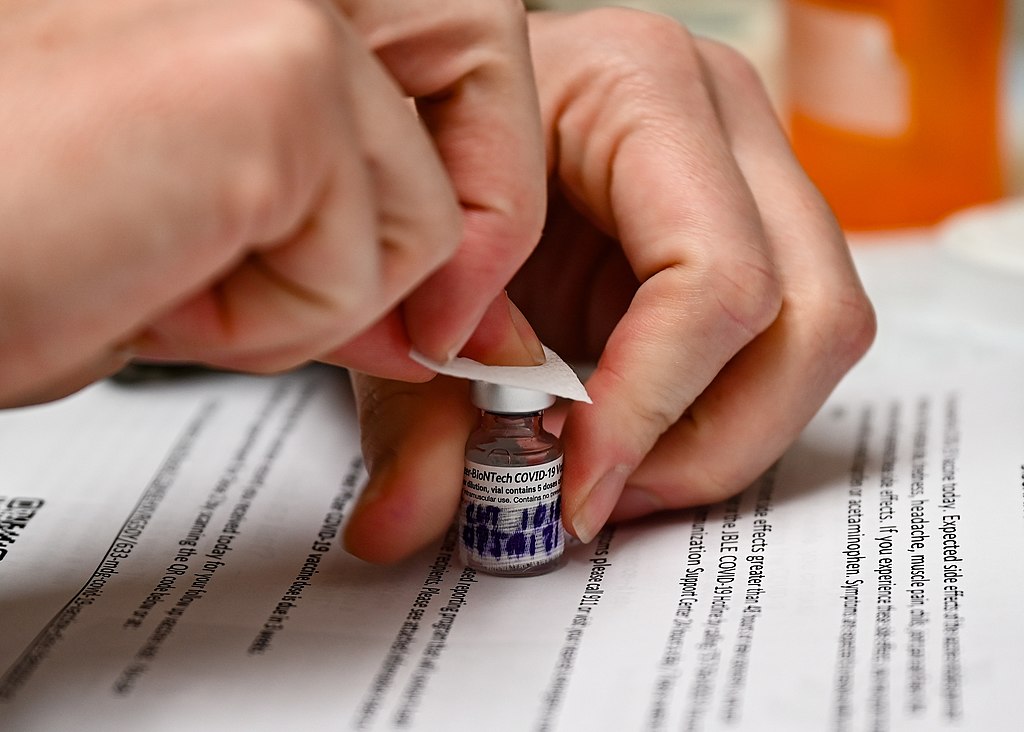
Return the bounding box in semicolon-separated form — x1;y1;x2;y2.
457;290;546;367
343;373;475;563
344;295;546;563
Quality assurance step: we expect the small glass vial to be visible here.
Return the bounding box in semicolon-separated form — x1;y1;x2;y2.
460;382;564;577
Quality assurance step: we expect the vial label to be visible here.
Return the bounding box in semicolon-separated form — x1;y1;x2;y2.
460;457;563;573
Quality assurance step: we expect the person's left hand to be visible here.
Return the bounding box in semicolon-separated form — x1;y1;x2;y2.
0;0;547;408
344;8;876;562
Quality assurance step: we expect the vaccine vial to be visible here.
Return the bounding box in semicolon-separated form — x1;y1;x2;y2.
460;382;564;577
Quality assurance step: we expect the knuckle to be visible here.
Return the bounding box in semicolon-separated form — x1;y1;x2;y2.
548;9;715;135
456;0;529;37
404;0;527;54
246;0;338;58
320;253;383;321
217;0;341;112
689;465;744;507
602;362;688;443
695;459;764;506
793;269;876;373
822;285;878;366
331;277;380;325
212;0;339;86
190;1;342;243
703;254;783;341
214;157;292;250
379;200;462;284
586;6;698;59
582;8;707;96
427;201;464;261
350;0;529;94
697;37;770;99
489;189;547;261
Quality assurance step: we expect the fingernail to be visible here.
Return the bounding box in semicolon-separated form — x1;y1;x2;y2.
571;465;631;544
441;339;468;365
124;331;158;358
609;486;662;523
112;340;137;362
506;297;546;366
453;293;547;367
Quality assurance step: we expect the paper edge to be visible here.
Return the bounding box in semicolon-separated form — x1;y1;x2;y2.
409;347;592;404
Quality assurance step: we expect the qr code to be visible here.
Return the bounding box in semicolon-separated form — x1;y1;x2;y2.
0;497;46;562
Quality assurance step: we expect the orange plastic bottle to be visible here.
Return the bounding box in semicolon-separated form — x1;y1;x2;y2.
785;0;1007;230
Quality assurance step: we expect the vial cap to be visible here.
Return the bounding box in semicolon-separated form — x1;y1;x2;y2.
470;382;555;414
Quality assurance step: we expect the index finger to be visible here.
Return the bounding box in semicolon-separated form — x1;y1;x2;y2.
339;0;547;362
527;11;784;542
531;12;872;543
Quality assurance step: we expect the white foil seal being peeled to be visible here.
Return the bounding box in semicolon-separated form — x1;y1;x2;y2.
410;346;592;404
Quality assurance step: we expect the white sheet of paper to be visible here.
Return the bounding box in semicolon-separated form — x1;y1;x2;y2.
1;232;1023;731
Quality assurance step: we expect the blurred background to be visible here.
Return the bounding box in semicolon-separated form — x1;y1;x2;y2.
531;0;1024;232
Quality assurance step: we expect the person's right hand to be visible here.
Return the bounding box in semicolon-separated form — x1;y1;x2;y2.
0;0;546;408
343;7;877;563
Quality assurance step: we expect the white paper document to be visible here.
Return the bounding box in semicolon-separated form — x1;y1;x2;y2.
1;239;1022;731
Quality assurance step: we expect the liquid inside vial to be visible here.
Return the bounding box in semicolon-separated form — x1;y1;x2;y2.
460;407;565;577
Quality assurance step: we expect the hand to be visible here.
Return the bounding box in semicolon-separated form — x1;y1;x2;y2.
0;0;546;407
344;8;876;562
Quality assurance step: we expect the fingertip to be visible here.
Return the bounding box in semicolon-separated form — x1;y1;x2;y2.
341;477;390;563
560;392;645;543
503;295;547;365
344;374;475;563
566;464;631;544
342;469;435;564
343;450;466;563
458;292;546;367
403;201;546;365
